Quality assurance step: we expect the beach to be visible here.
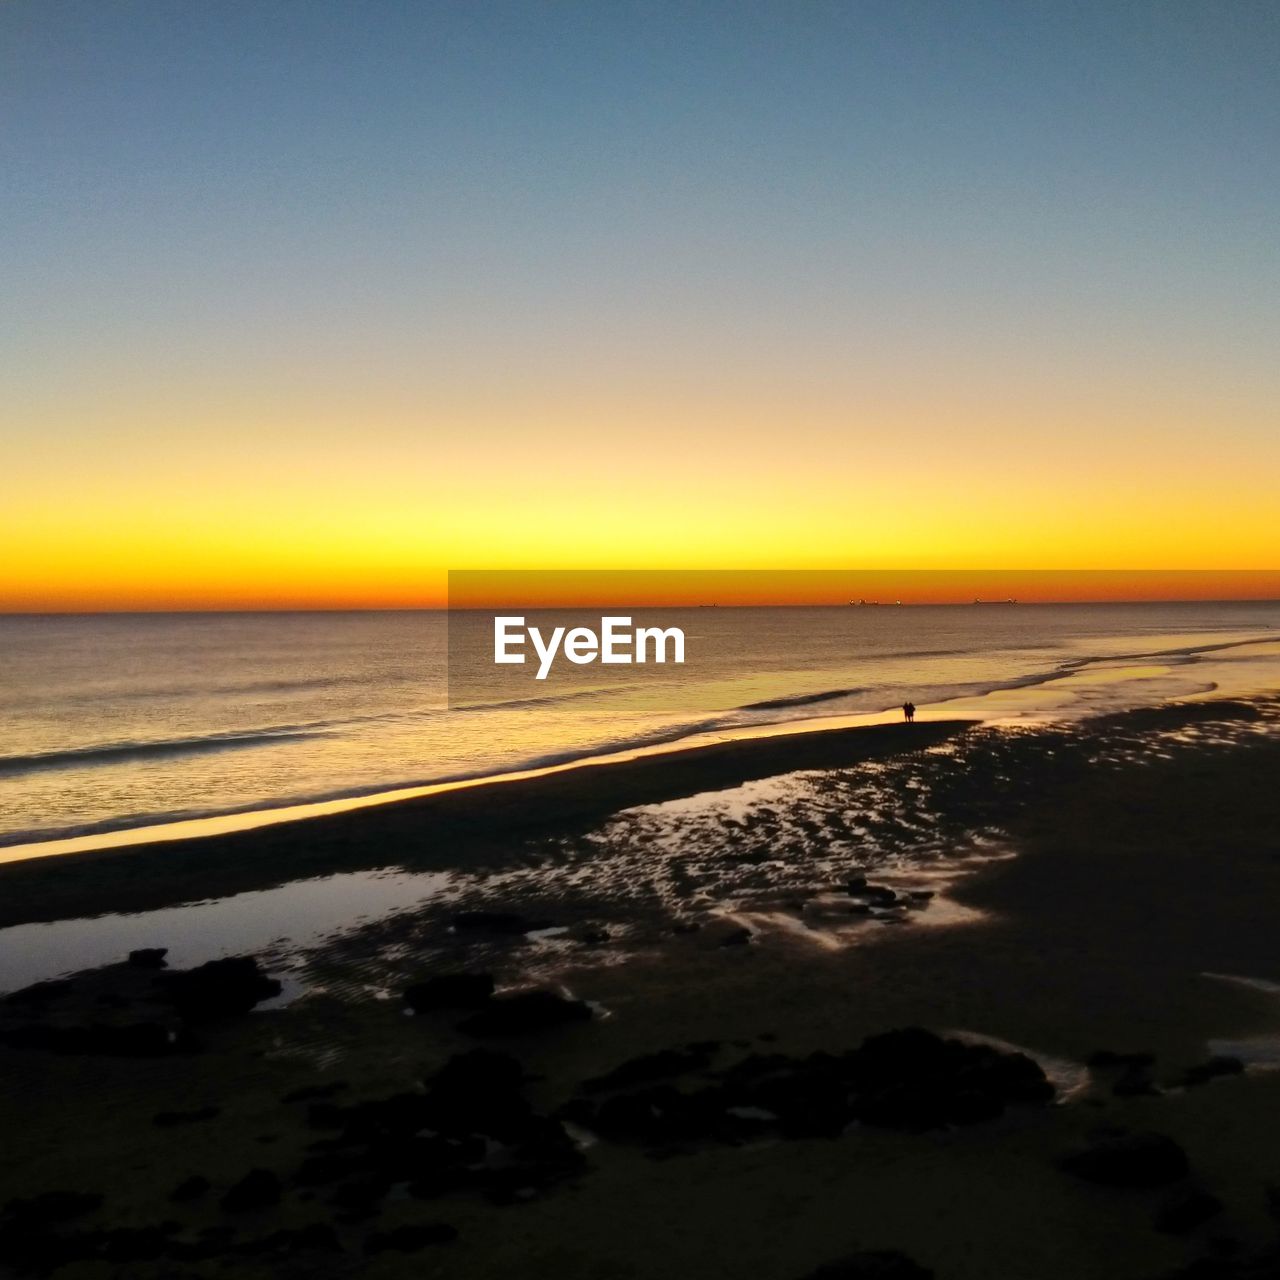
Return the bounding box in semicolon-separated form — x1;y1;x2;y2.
8;1;1280;1274
3;692;1280;1278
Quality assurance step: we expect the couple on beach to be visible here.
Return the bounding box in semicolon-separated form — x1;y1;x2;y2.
902;700;916;722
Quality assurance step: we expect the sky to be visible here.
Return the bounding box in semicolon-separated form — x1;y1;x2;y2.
3;1;1278;609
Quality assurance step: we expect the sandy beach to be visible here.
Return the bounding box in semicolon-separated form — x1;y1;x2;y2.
2;694;1280;1278
7;0;1280;1274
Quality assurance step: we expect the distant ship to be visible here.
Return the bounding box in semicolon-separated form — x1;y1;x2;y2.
972;598;1018;605
850;599;902;606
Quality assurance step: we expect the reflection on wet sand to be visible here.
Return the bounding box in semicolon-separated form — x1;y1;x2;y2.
7;693;1277;1013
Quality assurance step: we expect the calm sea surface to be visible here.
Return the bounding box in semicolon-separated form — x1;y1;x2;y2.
2;603;1279;849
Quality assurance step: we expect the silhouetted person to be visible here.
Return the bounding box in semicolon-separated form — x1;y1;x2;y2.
902;700;916;723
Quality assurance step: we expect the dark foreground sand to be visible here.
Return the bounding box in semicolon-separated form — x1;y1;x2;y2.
3;698;1280;1279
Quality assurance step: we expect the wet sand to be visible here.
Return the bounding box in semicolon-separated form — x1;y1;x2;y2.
3;697;1280;1278
0;719;967;929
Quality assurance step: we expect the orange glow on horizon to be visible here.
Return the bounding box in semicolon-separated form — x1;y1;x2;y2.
5;379;1279;612
444;570;1280;611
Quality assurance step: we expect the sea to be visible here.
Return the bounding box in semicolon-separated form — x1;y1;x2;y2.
3;602;1280;856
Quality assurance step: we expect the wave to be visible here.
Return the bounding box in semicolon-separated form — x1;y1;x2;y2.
455;684;647;713
0;673;394;713
0;713;733;848
739;687;863;711
0;727;332;777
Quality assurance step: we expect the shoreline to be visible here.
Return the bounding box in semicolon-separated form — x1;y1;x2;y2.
0;703;935;867
3;665;1279;936
0;718;970;929
5;630;1278;868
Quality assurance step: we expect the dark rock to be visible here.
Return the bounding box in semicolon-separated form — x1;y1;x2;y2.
404;972;495;1012
318;1092;437;1143
584;1048;713;1093
407;1167;474;1200
154;1105;221;1127
1088;1049;1157;1070
293;1150;368;1188
753;1069;852;1138
432;1046;525;1094
1155;1187;1225;1234
97;1225;171;1263
851;1028;1051;1110
364;1223;457;1253
459;991;592;1037
1;1190;103;1225
329;1175;390;1212
855;1081;949;1131
306;1101;349;1130
170;1176;210;1203
555;1096;599;1128
848;882;898;905
1061;1131;1190;1188
0;1021;174;1056
944;1088;1006;1125
335;1207;380;1225
220;1169;282;1212
281;1080;349;1104
0;1226;90;1273
1113;1066;1159;1097
298;1050;551;1207
849;1029;952;1080
127;948;168;969
671;920;702;934
1181;1057;1245;1088
288;1223;343;1253
233;1223;343;1256
800;1249;934;1278
478;1116;586;1201
719;928;753;947
587;1083;731;1146
164;1236;224;1264
451;911;545;935
425;1049;532;1136
163;957;281;1021
479;1170;542;1204
575;1027;1053;1148
370;1135;477;1185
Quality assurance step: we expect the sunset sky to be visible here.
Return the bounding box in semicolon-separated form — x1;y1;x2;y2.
3;1;1278;610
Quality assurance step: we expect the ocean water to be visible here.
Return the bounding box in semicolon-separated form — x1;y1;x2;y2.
2;602;1279;852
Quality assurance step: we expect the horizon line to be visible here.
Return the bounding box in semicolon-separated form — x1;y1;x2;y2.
5;595;1280;617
